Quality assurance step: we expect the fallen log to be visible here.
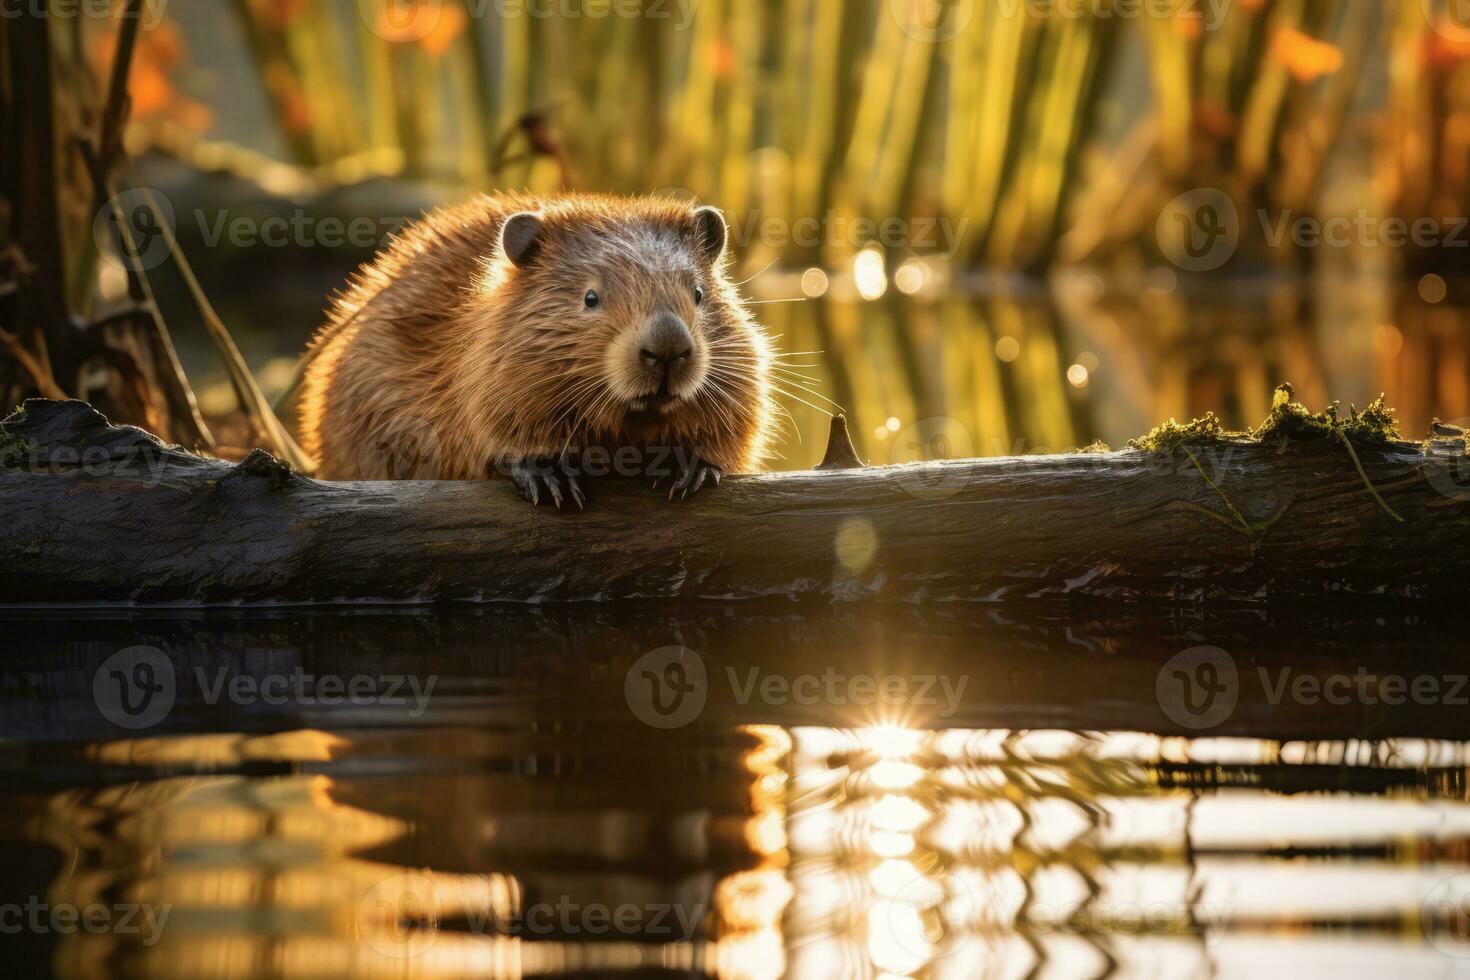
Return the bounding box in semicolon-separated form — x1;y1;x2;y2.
3;398;1470;606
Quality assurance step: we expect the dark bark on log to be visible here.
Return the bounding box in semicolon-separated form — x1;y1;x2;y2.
3;399;1470;606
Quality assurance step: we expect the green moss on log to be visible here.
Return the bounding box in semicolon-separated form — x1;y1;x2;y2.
1129;383;1401;454
0;404;35;465
1128;412;1234;453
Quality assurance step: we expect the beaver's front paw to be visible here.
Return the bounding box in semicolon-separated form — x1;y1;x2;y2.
510;457;585;510
668;459;722;501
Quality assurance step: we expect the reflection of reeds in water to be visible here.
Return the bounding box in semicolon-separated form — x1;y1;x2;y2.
21;725;791;980
1381;2;1470;276
15;724;1470;977
783;727;1177;978
761;287;1088;467
781;727;1470;979
1385;281;1470;431
753;270;1470;471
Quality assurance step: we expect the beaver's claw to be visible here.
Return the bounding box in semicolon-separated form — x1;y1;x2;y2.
510;458;585;510
669;460;722;501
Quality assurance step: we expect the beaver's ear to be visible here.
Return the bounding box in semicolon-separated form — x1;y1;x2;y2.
689;206;728;265
500;212;544;267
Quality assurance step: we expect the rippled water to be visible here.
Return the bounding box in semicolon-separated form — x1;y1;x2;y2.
4;605;1470;978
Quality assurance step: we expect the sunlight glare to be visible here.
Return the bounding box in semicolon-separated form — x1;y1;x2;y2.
854;248;888;300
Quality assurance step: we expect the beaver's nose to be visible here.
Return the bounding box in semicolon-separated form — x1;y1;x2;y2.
639;312;694;370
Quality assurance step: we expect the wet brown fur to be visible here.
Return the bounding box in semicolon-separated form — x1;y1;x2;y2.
298;193;774;481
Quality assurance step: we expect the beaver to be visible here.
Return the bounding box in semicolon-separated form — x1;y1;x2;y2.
297;193;777;507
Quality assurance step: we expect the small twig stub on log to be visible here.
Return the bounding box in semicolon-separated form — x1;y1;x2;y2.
815;414;865;470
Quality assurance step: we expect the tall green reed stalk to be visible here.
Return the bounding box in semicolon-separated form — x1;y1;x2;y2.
207;0;1379;274
214;0;1123;270
1066;0;1370;268
1382;0;1470;276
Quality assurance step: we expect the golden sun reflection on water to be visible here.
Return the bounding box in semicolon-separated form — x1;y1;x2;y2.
16;724;1470;978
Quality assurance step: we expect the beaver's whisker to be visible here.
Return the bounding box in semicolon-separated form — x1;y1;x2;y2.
711;366;841;410
584;386;621;430
730;259;779;287
696;377;754;425
715;356;823;373
703;341;824;360
544;379;603;437
696;396;737;438
757;381;842;414
547;398;593;451
767;402;799;444
704;366;838;416
769;368;826;385
771;391;836;415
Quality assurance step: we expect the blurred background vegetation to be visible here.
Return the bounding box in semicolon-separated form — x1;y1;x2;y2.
5;0;1470;468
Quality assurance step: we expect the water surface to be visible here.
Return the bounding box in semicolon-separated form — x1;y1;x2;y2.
4;605;1469;978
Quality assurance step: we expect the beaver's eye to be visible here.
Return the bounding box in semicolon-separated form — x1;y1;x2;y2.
694;286;704;305
584;289;600;310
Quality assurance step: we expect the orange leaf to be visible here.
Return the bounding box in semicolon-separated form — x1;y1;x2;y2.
1271;28;1343;83
418;4;468;56
1426;18;1470;65
373;0;443;44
